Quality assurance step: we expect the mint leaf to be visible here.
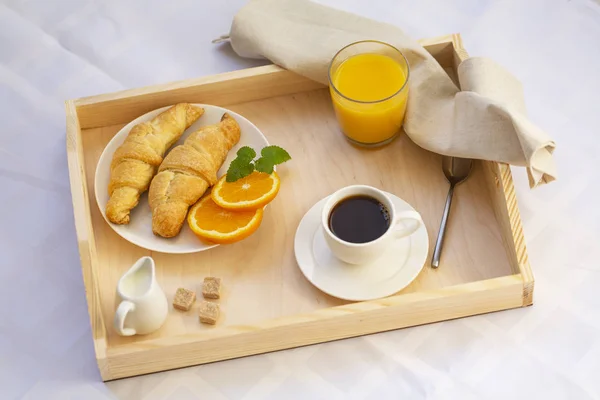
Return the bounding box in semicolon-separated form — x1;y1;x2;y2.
236;146;256;161
226;158;254;182
261;145;291;165
225;145;291;182
226;147;256;182
255;157;274;174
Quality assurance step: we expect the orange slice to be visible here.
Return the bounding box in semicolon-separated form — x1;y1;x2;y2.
211;171;280;211
187;195;263;244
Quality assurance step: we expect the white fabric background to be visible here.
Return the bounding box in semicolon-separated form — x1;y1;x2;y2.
1;0;599;399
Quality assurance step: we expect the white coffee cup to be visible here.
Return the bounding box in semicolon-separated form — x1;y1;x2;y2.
321;185;423;265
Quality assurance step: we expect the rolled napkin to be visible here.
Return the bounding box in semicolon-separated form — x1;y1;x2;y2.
220;0;556;187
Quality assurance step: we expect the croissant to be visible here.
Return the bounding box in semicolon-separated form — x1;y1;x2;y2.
149;113;241;238
105;103;204;224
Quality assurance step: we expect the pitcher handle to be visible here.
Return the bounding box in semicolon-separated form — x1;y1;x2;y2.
114;300;136;336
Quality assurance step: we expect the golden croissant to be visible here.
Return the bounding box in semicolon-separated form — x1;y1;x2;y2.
106;103;204;224
149;113;241;238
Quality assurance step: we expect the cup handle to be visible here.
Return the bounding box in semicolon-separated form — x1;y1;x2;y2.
392;210;423;239
114;300;136;336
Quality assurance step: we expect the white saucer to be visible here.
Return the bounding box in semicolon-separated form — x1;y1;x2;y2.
94;104;270;254
294;192;429;301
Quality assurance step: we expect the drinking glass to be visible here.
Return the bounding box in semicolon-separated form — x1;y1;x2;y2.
328;41;410;147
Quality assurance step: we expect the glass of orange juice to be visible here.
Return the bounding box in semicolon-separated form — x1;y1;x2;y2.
328;41;410;147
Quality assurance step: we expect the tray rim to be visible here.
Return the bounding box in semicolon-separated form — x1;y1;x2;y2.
66;33;534;381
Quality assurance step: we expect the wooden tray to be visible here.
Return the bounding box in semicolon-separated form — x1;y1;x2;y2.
66;34;533;381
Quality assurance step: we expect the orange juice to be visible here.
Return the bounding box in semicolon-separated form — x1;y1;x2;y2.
330;52;409;145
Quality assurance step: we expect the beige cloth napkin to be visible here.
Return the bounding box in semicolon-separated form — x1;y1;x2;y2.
223;0;556;187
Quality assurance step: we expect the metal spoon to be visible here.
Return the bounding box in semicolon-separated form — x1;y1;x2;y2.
431;156;473;268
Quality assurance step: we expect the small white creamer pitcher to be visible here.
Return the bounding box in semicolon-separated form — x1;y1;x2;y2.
114;256;168;336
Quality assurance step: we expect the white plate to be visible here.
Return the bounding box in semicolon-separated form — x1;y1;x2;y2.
294;192;429;301
95;104;270;254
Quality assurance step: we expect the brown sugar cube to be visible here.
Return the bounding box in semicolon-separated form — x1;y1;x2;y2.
198;301;220;325
173;288;196;311
202;277;222;299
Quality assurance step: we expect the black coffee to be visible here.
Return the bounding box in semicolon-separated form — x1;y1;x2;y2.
328;195;391;243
